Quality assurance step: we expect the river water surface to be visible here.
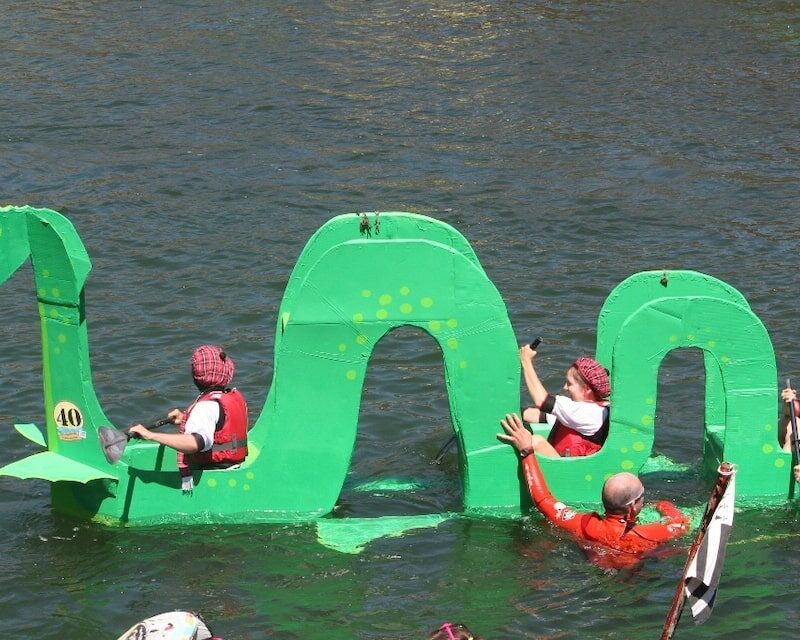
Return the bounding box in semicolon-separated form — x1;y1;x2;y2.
2;2;800;639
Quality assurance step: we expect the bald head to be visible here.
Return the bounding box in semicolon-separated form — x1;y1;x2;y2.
602;472;644;514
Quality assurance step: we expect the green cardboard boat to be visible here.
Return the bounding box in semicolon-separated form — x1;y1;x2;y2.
0;206;791;528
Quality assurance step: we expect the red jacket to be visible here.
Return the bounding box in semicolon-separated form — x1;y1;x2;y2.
521;454;688;570
180;388;248;468
546;398;609;457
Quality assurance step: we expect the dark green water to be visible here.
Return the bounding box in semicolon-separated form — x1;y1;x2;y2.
2;2;800;638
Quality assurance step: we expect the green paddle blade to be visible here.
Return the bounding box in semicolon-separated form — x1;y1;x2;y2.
0;451;116;483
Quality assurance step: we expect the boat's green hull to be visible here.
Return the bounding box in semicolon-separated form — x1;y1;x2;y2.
0;206;790;528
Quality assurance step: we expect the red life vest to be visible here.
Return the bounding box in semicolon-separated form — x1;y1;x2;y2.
180;387;248;468
547;400;610;457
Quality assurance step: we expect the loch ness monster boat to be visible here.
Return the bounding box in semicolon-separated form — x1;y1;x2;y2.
0;205;791;528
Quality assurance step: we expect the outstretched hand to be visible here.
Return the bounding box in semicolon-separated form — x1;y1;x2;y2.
497;413;533;453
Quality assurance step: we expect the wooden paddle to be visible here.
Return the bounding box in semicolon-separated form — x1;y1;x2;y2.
99;417;173;464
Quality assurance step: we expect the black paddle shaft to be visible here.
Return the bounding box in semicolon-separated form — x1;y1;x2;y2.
431;337;544;464
99;417;173;464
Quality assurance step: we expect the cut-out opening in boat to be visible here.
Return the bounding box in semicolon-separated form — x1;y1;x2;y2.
336;327;462;518
649;346;708;501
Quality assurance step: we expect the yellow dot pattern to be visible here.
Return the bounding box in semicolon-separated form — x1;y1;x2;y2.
338;284;469;378
200;472;257;493
775;458;786;468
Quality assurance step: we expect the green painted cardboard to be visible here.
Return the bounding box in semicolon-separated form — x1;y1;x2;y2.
0;207;521;524
0;206;792;531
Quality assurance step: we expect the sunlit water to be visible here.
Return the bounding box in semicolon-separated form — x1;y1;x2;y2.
2;2;800;638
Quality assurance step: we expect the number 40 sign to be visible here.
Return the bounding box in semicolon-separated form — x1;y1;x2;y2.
53;400;85;441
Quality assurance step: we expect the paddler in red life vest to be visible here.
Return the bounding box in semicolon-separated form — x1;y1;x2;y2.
129;344;248;491
497;412;689;571
518;343;610;457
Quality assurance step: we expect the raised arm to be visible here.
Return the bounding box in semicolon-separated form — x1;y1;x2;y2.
519;344;548;408
498;413;585;536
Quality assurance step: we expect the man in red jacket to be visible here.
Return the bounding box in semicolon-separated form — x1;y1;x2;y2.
498;413;689;570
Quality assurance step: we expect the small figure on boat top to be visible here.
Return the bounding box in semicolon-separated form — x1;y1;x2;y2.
129;345;249;491
519;343;610;457
497;413;688;571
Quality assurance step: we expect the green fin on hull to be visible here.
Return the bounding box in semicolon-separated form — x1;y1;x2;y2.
14;423;46;448
0;451;116;483
316;514;451;554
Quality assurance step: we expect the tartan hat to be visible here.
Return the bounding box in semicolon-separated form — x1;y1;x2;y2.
191;344;235;389
574;357;610;399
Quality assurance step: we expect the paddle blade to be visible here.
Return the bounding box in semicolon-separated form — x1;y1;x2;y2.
98;426;129;464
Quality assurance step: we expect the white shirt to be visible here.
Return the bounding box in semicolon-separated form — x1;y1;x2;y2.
184;400;219;452
545;395;608;437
